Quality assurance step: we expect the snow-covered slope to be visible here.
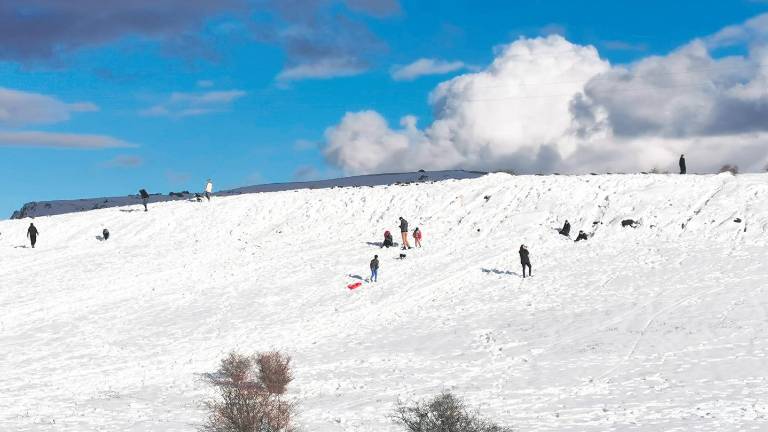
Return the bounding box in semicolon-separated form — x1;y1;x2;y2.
9;170;485;219
1;172;767;431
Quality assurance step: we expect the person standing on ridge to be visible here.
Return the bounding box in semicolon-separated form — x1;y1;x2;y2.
204;179;213;201
679;154;686;174
413;227;422;247
370;255;379;282
519;244;532;278
27;223;39;248
139;189;150;211
103;228;110;241
399;217;411;250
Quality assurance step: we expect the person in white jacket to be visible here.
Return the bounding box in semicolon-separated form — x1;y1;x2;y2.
204;179;213;201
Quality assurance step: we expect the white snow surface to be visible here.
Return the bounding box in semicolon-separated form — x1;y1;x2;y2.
1;172;767;431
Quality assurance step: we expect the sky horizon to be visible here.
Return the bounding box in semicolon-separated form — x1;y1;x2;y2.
2;0;768;217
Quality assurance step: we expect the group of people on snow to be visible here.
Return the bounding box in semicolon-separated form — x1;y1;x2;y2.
369;217;424;282
18;179;214;249
138;178;213;212
559;219;588;242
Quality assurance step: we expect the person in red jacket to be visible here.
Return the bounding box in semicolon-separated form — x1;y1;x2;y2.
413;227;422;247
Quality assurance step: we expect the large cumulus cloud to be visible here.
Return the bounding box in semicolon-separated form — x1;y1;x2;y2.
324;14;768;174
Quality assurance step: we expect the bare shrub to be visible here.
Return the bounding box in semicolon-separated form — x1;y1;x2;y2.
257;352;293;395
202;351;295;432
392;392;512;432
719;164;739;174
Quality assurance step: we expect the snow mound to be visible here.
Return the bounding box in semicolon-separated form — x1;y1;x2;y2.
1;173;767;431
9;170;485;219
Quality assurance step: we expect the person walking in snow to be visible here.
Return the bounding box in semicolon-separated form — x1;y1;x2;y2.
519;244;531;278
370;255;379;282
575;230;588;242
102;228;110;241
679;154;686;174
139;189;150;211
204;179;213;201
27;223;39;248
413;227;422;248
382;230;394;248
399;217;411;250
559;220;571;237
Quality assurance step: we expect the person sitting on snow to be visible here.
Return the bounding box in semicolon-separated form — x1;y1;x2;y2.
382;230;394;248
575;230;588;242
559;220;571;237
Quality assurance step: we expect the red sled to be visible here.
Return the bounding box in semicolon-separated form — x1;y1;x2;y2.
347;282;363;290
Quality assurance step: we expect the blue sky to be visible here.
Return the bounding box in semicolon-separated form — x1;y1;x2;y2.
2;0;768;217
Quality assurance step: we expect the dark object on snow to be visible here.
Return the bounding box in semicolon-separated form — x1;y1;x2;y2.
734;218;742;223
194;193;203;202
399;253;407;259
519;245;531;278
103;228;110;240
27;223;38;248
679;154;686;174
575;231;588;242
559;220;571;237
139;189;150;211
484;195;491;201
622;219;639;228
382;231;394;248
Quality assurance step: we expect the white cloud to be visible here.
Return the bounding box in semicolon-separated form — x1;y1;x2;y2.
140;90;246;117
104;154;144;167
706;13;768;48
0;87;98;127
277;57;367;82
0;131;133;149
293;139;318;151
196;80;215;88
322;16;768;175
391;58;467;81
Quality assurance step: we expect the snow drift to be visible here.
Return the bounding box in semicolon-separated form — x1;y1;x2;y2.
1;172;767;431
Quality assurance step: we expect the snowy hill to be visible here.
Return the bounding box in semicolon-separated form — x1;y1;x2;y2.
1;172;768;431
9;170;485;219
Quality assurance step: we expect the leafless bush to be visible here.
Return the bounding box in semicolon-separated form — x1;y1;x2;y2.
257;352;293;395
719;164;739;174
201;351;295;432
392;392;512;432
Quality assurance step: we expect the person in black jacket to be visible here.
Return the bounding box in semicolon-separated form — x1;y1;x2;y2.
139;189;150;211
679;154;686;174
103;228;110;241
370;255;379;282
559;220;571;237
519;244;531;278
399;217;411;250
575;230;588;242
382;231;394;248
27;223;39;248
